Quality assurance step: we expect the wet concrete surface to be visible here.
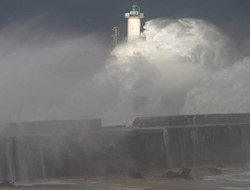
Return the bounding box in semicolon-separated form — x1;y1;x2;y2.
2;166;250;190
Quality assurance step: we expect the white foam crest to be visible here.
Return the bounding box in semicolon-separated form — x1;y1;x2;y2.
112;18;232;69
98;18;236;124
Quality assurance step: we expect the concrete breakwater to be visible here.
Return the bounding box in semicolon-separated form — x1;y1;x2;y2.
0;113;250;182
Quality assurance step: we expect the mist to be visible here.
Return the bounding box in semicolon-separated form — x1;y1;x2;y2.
183;57;250;114
0;17;248;126
0;19;108;123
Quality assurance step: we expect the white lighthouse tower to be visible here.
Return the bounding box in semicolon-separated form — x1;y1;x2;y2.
125;2;144;42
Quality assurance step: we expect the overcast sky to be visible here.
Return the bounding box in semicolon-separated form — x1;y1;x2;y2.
0;0;250;42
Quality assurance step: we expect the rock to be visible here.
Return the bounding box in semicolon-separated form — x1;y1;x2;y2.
161;167;192;179
180;167;192;178
0;181;16;187
208;167;223;175
128;170;145;179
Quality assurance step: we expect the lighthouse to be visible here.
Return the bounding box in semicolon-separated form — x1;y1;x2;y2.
125;2;144;42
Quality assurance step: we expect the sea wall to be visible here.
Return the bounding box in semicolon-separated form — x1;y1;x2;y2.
0;114;249;182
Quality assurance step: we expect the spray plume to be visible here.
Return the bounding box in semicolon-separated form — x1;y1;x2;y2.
98;18;238;124
0;18;247;125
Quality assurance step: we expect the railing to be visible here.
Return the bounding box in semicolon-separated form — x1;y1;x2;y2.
125;12;144;18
